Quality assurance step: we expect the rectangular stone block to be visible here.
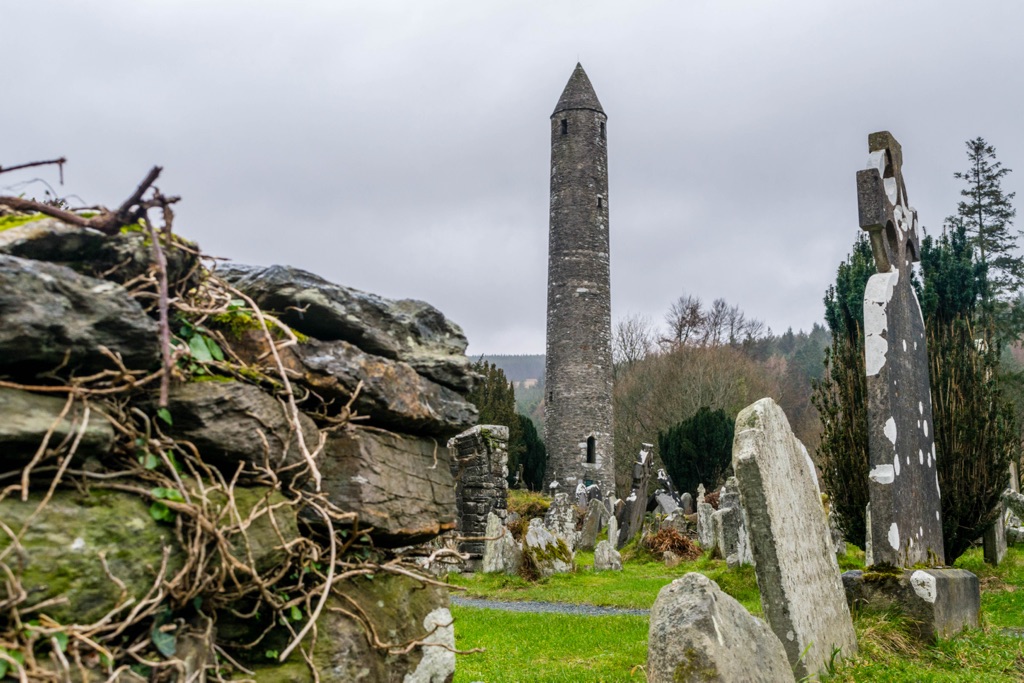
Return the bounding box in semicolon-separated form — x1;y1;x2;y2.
983;513;1007;566
842;568;980;642
733;398;857;679
314;429;457;547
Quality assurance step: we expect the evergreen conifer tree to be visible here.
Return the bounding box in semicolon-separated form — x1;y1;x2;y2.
657;406;734;497
466;360;525;473
948;137;1020;298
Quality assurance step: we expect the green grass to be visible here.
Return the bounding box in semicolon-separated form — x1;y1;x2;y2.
451;545;1024;682
451;607;649;683
447;551;761;614
0;213;45;231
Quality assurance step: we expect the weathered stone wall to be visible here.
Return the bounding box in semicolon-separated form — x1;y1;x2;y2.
544;63;616;494
449;424;509;563
0;214;475;681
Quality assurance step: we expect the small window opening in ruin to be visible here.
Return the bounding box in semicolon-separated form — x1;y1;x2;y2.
597;197;603;209
586;436;596;464
600;121;606;139
560;119;568;135
548;391;553;403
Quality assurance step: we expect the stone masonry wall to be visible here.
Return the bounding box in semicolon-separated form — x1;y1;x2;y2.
450;425;509;562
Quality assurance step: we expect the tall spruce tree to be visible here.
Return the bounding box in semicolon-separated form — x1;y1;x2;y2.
517;414;547;491
948;137;1020;298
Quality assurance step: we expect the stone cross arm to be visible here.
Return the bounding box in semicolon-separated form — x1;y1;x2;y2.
856;131;921;274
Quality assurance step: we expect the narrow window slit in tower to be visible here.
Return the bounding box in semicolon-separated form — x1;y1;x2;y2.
597;197;603;208
561;119;568;135
586;436;596;464
600;122;606;139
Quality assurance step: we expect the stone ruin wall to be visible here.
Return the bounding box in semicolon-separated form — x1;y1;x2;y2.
449;425;509;565
0;213;477;682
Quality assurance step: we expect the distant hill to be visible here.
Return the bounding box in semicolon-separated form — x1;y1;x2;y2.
480;354;545;383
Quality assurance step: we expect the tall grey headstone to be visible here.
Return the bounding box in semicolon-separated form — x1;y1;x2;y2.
696;483;715;551
858;131;944;567
733;398;857;678
616;443;653;548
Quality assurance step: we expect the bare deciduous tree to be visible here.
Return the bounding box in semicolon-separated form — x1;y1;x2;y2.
613;313;655;370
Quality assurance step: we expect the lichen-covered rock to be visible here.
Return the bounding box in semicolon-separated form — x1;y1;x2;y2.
162;380;320;477
647;573;793;683
523;518;572;578
593;540;622;571
0;254;160;377
0;387;114;467
314;429;457;547
217;263;475;392
249;574;454;683
577;498;606;551
0;489;184;625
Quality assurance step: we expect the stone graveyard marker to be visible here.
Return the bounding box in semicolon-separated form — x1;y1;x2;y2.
857;131;944;567
733;398;857;678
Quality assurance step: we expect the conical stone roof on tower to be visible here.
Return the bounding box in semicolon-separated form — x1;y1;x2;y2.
543;63;615;495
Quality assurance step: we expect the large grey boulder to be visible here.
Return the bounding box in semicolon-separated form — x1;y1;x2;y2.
217;263;475;392
593;540;622;571
732;398;857;678
523;518;572;578
0;387;115;466
241;336;477;438
162;381;320;477
482;511;522;575
647;573;793;683
0;254;159;377
314;429;457;547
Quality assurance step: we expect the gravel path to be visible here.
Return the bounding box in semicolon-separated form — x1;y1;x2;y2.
450;595;649;617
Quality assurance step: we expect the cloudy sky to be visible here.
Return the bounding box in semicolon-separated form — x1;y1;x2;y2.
4;1;1024;354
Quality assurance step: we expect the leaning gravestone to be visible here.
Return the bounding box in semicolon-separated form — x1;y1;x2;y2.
857;131;944;567
578;498;606;551
696;484;715;551
733;398;857;678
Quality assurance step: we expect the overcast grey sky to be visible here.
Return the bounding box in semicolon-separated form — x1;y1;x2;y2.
4;1;1024;354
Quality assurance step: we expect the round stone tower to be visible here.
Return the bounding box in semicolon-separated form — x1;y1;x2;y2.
543;63;615;494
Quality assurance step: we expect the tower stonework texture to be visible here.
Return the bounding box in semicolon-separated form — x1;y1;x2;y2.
543;63;615;493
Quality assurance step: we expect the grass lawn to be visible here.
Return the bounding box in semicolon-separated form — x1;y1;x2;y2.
449;545;1024;682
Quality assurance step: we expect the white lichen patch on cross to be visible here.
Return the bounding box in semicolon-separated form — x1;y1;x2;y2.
864;269;899;376
884;417;897;445
888;522;900;550
869;464;894;484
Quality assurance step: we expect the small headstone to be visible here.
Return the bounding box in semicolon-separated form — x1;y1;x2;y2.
593;540;623;571
606;513;619;549
647;573;794;683
654;491;679;516
857;131;944;567
712;505;753;568
733;398;857;678
680;491;694;515
578;498;606;551
543;492;578;550
575;481;589;509
983;514;1007;567
696;483;715;552
482;512;522;575
523;518;572;578
586;483;603;502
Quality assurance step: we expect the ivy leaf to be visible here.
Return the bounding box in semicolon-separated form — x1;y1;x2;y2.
264;649;279;660
149;502;173;523
150;611;177;658
141;451;160;470
205;337;225;362
289;605;302;622
151;487;185;503
156;408;173;426
52;632;69;653
189;334;213;363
